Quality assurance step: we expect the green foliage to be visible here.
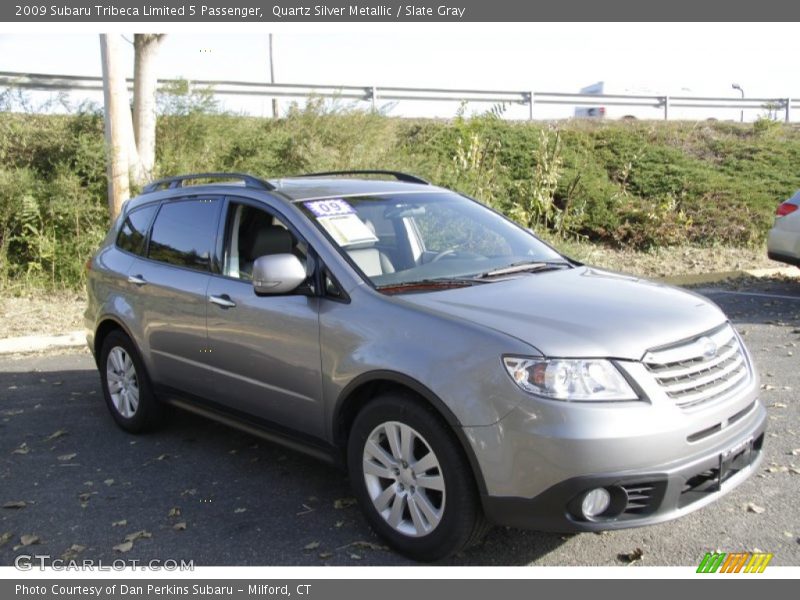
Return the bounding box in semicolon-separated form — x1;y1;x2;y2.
157;79;219;116
609;194;694;250
0;111;108;291
3;102;800;292
448;105;506;209
753;115;782;137
506;128;586;239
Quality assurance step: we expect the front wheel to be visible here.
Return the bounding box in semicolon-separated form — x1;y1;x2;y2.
347;393;489;561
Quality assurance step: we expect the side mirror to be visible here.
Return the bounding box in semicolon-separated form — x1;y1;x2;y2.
252;254;307;295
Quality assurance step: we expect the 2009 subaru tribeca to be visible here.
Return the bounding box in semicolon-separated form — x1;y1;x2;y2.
86;171;765;561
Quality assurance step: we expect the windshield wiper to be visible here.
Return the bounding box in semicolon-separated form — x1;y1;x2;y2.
375;261;570;292
375;278;485;293
473;260;571;279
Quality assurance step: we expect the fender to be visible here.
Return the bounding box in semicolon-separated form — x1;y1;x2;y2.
92;314;138;364
333;369;489;496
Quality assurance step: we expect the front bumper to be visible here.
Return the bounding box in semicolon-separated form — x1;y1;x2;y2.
767;250;800;267
481;402;766;532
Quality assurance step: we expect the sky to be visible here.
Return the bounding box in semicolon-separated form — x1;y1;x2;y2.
1;23;798;120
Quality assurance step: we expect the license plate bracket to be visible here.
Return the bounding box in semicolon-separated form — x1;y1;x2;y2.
717;436;754;489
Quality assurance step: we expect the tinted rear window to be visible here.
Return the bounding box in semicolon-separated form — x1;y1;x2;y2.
148;199;220;272
116;204;158;256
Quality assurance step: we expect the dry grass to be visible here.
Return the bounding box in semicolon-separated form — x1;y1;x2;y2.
0;291;85;339
563;243;779;279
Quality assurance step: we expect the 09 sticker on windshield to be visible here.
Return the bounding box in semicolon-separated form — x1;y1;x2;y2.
304;199;379;247
304;199;355;217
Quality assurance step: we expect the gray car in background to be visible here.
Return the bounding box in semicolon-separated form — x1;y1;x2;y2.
85;171;766;561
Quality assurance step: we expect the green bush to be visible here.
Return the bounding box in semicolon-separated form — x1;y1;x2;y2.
2;102;800;292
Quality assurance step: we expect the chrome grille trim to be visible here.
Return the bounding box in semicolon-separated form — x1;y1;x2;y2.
643;323;737;367
667;368;748;408
646;339;738;379
659;353;744;395
643;324;751;409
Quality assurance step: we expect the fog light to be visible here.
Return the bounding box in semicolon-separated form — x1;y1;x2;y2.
581;488;611;518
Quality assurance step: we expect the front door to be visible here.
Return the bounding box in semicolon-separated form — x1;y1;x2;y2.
205;199;324;439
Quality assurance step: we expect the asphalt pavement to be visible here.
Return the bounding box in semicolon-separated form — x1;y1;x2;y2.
1;277;799;566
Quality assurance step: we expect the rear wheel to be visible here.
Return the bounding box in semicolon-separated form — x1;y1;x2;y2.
99;330;166;433
347;393;489;561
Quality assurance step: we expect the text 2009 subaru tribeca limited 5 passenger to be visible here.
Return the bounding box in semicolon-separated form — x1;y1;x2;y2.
86;171;765;561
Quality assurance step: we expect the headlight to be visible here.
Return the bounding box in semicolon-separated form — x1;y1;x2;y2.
502;357;639;401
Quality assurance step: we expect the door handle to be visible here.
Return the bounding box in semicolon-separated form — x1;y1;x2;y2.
127;274;147;286
209;294;236;309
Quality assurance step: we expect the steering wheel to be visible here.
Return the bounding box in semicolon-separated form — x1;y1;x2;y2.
430;248;459;262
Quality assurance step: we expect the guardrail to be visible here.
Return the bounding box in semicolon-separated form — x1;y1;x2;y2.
1;71;796;122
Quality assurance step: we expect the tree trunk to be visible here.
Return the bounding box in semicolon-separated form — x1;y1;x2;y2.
99;33;131;220
133;34;165;186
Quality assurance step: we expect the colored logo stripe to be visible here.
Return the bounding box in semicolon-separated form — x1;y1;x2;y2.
744;553;773;573
720;553;749;573
697;552;726;573
697;552;773;573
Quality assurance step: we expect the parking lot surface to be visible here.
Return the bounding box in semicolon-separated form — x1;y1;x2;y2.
1;277;799;566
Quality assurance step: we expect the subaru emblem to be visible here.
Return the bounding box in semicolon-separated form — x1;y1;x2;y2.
699;337;717;359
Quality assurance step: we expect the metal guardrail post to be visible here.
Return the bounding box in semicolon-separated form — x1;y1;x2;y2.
786;98;792;123
371;86;378;112
663;96;670;120
528;92;534;121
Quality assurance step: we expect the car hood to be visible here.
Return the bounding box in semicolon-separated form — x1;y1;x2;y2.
396;266;727;360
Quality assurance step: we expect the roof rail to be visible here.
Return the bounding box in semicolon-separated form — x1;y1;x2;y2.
141;172;275;194
292;170;430;185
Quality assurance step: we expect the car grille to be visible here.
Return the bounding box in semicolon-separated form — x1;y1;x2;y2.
643;323;751;409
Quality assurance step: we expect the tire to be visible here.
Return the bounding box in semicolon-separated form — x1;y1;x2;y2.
99;330;166;433
347;392;489;561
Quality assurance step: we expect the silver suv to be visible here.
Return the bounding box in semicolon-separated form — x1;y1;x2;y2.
86;171;765;561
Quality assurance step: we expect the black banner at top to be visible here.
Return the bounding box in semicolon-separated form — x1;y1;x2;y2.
3;0;800;22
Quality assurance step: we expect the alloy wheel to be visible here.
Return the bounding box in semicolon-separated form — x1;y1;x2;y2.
362;421;446;537
105;346;139;419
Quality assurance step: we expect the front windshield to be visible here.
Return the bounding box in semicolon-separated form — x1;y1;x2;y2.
298;192;565;289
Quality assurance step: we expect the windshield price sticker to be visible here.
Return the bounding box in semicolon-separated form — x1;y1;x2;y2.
304;199;377;246
317;214;379;246
304;199;355;218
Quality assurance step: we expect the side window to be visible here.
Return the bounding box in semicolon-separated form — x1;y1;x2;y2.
148;199;220;272
222;202;307;281
116;204;158;256
323;268;346;301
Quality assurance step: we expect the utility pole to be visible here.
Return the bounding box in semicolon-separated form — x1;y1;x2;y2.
269;34;278;118
99;33;131;219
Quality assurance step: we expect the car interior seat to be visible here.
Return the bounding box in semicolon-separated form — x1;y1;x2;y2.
346;219;395;277
240;225;294;278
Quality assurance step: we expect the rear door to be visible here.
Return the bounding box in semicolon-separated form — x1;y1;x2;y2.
204;197;324;438
127;196;222;398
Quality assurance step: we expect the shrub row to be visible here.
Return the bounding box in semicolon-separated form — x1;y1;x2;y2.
2;103;799;290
